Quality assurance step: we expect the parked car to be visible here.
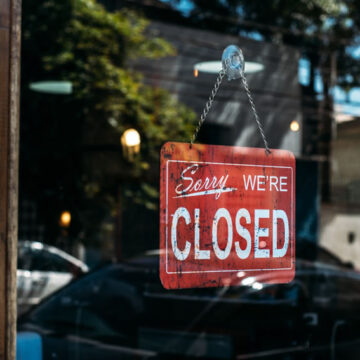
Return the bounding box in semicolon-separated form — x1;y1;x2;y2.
16;244;360;360
17;241;89;315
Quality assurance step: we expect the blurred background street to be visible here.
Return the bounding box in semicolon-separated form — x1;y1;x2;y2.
14;0;360;358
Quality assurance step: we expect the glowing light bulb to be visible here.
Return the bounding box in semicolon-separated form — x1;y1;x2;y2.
121;129;140;147
121;128;141;161
60;211;71;228
290;120;300;132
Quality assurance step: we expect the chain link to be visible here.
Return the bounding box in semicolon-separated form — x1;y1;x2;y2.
190;69;226;147
190;60;271;154
240;73;271;154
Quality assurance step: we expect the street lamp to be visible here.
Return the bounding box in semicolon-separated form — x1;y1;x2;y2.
121;128;141;162
116;128;141;260
290;120;300;132
59;211;71;228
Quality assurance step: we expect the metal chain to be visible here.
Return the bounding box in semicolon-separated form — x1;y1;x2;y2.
190;69;226;146
189;60;271;154
240;73;271;154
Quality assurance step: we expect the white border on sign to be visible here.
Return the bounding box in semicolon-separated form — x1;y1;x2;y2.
165;160;294;274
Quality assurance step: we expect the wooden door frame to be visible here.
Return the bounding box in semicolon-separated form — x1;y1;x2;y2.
0;0;21;358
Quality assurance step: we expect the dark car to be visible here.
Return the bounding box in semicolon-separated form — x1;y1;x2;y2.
17;244;360;360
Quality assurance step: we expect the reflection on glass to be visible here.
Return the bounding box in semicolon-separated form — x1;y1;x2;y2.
16;0;360;358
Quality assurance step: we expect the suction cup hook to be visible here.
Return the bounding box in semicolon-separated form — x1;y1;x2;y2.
222;45;244;81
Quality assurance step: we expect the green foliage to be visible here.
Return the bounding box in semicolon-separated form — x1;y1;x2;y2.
21;0;196;243
173;0;360;91
184;0;346;42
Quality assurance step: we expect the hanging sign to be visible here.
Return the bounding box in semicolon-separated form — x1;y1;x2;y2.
160;142;295;289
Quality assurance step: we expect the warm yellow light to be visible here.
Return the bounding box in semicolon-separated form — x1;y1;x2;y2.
290;120;300;132
194;68;199;77
121;128;141;147
60;211;71;228
121;128;141;161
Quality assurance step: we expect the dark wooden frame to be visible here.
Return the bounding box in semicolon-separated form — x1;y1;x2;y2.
0;0;21;358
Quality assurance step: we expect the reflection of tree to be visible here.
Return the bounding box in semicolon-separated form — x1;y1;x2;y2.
20;0;196;245
177;0;355;83
168;0;360;199
169;0;359;114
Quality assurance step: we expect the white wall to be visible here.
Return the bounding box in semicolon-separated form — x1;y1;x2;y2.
320;204;360;267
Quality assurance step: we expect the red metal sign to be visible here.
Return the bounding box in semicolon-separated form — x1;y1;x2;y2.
160;142;295;289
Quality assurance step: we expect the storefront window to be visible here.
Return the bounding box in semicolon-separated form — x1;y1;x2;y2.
16;0;360;359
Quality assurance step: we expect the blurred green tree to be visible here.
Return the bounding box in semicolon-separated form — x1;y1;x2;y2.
171;0;357;93
168;0;359;200
20;0;196;244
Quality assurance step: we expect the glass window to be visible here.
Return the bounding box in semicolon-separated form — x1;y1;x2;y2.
16;0;360;359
